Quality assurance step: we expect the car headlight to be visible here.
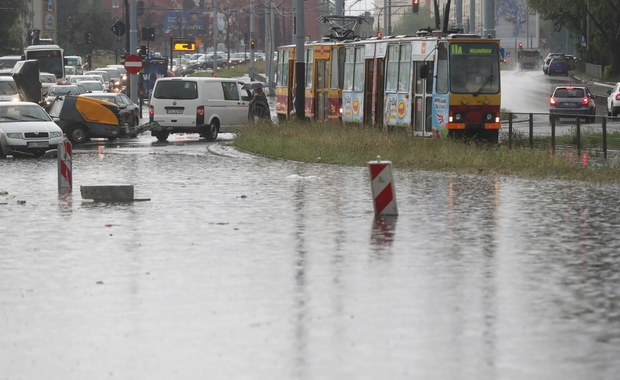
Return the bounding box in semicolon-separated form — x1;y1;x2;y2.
6;132;23;139
50;131;63;138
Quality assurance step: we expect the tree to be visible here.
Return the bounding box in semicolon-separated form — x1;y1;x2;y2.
57;0;116;55
528;0;620;76
391;5;435;36
0;0;29;55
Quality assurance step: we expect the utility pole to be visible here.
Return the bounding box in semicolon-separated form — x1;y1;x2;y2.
455;0;462;31
383;0;388;35
469;0;475;33
213;0;218;72
483;0;496;37
269;0;275;89
129;0;138;103
249;0;255;79
265;0;271;83
294;0;305;119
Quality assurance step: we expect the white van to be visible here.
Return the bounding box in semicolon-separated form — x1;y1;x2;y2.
149;77;252;141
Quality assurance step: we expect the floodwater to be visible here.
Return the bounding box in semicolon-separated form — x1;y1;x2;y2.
1;138;620;379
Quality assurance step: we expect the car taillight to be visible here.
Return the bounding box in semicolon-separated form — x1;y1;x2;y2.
149;105;154;122
196;106;205;125
550;97;556;105
581;98;589;105
615;94;620;101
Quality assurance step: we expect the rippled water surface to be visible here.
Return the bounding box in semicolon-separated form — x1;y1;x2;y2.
1;139;620;379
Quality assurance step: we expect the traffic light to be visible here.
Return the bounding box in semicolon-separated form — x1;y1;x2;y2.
142;27;156;41
250;40;256;50
518;42;523;49
140;45;147;56
85;32;92;45
28;29;40;45
412;0;419;13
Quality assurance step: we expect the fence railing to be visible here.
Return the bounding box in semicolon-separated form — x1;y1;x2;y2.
504;112;620;161
585;63;604;79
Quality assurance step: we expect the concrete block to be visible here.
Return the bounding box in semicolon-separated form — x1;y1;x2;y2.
81;185;135;202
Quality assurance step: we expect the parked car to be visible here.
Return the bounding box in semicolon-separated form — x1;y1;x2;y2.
0;55;23;74
546;57;570;76
0;102;64;158
607;82;620;117
149;77;253;142
228;52;248;65
542;53;565;74
0;77;21;102
549;86;596;123
81;92;140;129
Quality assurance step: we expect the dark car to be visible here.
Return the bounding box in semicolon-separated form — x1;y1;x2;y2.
43;84;83;111
547;57;570;76
549;86;596;123
80;93;140;129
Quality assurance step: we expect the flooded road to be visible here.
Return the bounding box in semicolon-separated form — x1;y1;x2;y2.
1;135;620;379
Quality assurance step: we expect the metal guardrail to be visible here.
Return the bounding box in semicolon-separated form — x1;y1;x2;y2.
505;112;620;161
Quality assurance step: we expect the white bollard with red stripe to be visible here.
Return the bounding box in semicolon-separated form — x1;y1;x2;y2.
368;156;398;216
57;138;72;193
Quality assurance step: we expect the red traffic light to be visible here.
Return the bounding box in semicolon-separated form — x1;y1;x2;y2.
412;0;419;13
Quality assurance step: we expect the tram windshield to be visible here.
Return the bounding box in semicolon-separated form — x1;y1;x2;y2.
449;42;500;95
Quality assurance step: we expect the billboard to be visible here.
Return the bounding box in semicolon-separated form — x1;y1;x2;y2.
163;11;209;38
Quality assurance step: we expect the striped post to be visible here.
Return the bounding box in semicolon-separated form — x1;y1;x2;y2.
368;156;398;216
58;138;72;193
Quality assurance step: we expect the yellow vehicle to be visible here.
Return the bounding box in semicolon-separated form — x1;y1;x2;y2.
49;95;122;144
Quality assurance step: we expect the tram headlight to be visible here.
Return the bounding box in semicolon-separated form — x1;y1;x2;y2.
339;107;343;114
452;112;464;122
484;113;494;122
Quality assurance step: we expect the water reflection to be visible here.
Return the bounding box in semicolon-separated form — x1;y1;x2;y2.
370;216;397;250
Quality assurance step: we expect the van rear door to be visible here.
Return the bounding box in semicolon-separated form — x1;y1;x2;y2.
152;79;199;128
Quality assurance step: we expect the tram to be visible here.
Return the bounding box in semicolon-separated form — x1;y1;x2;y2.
276;30;502;141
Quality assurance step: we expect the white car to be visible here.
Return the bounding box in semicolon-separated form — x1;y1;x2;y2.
607;82;620;117
0;77;20;102
0;102;64;158
79;80;106;93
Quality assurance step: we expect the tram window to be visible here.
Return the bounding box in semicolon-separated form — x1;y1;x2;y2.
436;42;448;94
353;47;364;91
344;47;355;91
330;48;338;89
305;48;313;89
386;45;399;92
398;44;411;92
277;50;288;87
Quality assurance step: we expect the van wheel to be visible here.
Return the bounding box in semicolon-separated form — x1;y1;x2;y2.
68;125;89;145
204;120;219;142
154;131;169;142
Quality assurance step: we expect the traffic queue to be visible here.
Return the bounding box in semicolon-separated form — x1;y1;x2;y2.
0;43;271;158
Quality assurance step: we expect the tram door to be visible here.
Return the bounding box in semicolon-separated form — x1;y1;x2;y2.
373;43;387;127
363;59;374;124
374;58;385;127
315;46;331;122
413;61;433;135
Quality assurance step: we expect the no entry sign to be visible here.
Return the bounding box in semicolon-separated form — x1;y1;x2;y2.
124;54;143;74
